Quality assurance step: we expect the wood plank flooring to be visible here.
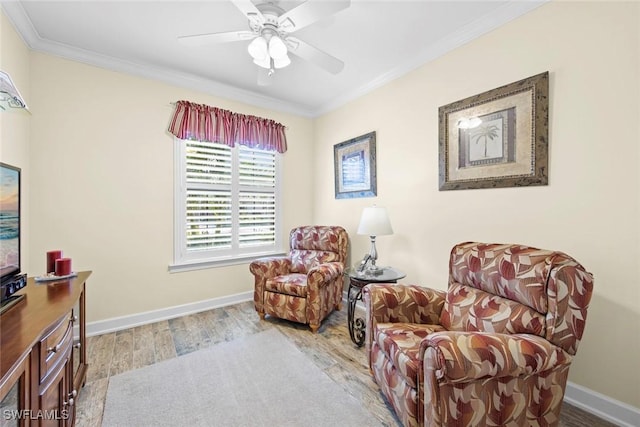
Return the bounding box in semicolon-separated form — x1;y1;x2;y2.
75;301;616;427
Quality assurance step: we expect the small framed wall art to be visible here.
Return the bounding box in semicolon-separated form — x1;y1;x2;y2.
334;131;377;199
438;71;549;191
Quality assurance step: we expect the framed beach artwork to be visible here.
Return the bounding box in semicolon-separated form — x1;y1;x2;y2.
334;132;377;199
438;72;549;191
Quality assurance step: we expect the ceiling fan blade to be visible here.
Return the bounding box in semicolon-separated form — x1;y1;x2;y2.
231;0;264;27
278;0;350;32
178;31;255;46
286;37;344;74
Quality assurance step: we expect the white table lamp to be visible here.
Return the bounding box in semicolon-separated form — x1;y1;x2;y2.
357;206;393;274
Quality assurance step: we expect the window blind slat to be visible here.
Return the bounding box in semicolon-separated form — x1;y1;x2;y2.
186;141;232;185
185;188;232;250
239;146;275;188
238;191;275;248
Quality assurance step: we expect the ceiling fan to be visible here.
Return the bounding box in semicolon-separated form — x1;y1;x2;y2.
178;0;350;84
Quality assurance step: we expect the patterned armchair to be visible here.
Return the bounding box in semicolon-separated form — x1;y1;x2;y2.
249;226;348;332
363;242;594;427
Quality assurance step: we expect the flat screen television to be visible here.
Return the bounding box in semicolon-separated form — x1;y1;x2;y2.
0;162;21;283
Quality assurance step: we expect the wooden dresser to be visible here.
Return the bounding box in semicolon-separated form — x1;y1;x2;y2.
0;271;91;426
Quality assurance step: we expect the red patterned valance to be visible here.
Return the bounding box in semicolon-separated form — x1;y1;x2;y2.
168;100;287;153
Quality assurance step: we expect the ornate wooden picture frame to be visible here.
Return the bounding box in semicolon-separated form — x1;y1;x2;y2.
334;131;377;199
438;72;549;191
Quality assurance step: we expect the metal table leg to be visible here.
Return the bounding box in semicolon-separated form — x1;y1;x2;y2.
347;282;366;347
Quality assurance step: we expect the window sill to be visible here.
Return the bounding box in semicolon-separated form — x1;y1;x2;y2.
168;251;288;273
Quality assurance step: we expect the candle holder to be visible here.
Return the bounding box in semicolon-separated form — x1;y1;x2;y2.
55;258;72;277
46;250;63;273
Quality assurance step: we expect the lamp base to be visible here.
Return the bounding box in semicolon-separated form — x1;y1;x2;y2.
365;265;384;276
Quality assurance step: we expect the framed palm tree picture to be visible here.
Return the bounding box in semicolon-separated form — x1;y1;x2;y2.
438;72;548;190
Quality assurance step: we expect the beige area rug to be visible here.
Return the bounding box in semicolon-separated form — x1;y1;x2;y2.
102;328;383;427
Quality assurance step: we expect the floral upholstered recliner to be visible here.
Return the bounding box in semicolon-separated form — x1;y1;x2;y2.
363;242;594;427
249;226;348;332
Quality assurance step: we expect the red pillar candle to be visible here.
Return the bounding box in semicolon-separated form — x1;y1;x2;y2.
55;258;72;277
46;250;63;273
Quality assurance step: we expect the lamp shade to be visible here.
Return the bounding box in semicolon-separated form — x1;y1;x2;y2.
247;34;292;71
273;54;291;69
268;36;288;59
253;56;271;69
357;206;393;236
248;36;268;60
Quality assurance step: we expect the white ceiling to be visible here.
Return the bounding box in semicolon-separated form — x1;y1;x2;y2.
2;0;546;117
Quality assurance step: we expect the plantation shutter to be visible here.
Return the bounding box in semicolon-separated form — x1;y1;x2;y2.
238;146;276;248
180;141;278;258
185;141;233;251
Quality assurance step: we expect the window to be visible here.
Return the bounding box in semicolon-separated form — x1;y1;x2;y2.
172;139;282;270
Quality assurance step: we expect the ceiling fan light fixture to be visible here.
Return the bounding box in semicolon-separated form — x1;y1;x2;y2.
253;56;271;69
268;36;288;59
179;0;350;78
248;36;268;60
273;55;291;69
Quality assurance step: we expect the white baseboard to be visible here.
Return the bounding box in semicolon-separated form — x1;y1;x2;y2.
564;381;640;427
85;291;253;337
87;291;639;426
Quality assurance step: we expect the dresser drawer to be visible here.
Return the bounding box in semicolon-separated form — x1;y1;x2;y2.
39;313;74;383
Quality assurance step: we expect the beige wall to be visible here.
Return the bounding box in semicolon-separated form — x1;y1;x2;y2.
3;0;639;411
314;1;639;408
1;12;31;270
24;53;314;323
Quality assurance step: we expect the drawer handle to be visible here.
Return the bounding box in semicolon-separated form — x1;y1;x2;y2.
47;343;62;353
64;390;77;407
71;315;78;322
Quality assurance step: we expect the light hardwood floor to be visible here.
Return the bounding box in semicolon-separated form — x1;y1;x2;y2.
75;301;615;427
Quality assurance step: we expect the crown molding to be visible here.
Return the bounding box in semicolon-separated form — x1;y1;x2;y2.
2;1;547;119
1;1;316;118
313;0;548;116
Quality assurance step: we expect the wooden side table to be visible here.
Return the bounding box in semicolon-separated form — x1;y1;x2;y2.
346;267;406;346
